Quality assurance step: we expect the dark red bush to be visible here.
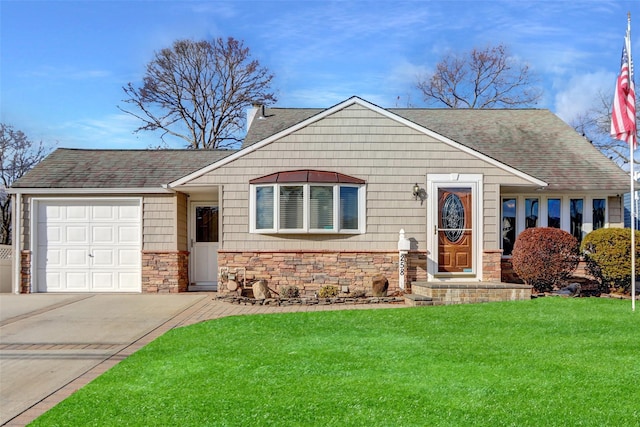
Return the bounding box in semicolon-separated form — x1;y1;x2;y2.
511;227;580;293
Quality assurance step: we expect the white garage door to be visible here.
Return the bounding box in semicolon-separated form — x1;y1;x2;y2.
36;199;141;292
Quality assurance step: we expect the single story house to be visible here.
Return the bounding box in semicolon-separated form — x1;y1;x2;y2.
9;97;631;302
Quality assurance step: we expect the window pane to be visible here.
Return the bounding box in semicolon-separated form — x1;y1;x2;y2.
310;186;334;229
340;186;359;230
502;198;516;255
525;198;539;228
548;199;561;228
570;199;584;243
280;185;303;229
593;199;606;230
256;186;274;229
195;207;218;242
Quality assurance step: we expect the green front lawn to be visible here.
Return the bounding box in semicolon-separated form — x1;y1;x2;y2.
32;298;639;426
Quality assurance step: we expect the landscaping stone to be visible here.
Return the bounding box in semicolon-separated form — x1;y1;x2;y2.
252;280;271;300
216;295;405;306
371;274;389;297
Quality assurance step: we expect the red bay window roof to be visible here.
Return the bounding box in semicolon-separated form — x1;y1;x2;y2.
250;170;365;184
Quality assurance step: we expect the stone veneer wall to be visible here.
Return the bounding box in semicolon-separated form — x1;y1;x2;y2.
141;251;189;293
218;250;426;296
20;250;31;293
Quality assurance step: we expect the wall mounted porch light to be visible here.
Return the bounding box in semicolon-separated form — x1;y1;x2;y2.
412;183;427;205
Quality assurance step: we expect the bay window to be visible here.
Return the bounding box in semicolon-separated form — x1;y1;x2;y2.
250;170;365;234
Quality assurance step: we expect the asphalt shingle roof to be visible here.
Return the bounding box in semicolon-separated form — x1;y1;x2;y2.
12;149;236;188
244;106;631;191
12;104;631;192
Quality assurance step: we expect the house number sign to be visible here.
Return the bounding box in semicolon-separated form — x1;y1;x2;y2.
398;229;411;290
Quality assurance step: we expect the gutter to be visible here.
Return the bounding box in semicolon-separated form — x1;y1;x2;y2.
6;187;175;195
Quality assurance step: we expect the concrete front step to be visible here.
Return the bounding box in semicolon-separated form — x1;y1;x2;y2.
403;293;434;307
410;281;532;305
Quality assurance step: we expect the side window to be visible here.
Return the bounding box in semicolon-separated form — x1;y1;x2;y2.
570;199;584;243
255;186;274;230
502;198;516;255
593;199;606;230
548;198;561;228
525;198;539;228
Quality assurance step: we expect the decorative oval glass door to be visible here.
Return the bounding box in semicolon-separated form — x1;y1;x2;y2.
437;187;473;273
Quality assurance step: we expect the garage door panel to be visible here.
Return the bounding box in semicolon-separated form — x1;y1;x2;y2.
92;249;115;267
92;226;115;244
118;226;140;244
66;226;89;244
92;272;115;289
66;205;90;221
39;203;62;221
40;271;61;290
119;205;139;220
66;272;90;290
118;272;140;291
118;249;140;267
92;204;117;221
66;249;90;267
40;249;62;268
40;223;62;244
36;199;141;292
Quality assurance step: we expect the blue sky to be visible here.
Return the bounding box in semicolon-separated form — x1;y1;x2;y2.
1;0;639;149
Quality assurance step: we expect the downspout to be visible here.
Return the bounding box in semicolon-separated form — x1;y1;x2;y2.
12;192;21;293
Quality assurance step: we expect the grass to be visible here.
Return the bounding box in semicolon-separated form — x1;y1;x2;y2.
31;298;639;426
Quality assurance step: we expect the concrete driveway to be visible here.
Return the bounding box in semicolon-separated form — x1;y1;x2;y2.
0;293;207;426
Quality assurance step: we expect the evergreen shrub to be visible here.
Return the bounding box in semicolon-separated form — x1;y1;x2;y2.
511;227;580;293
279;285;300;298
318;285;339;298
581;228;640;294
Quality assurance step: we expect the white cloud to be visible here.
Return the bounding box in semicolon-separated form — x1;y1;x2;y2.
29;66;111;80
54;114;166;149
553;71;615;123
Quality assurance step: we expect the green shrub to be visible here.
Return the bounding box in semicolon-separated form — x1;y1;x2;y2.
511;227;580;293
581;228;640;294
318;285;339;298
279;285;300;298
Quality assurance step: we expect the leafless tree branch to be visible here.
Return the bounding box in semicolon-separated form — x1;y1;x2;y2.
0;124;50;244
119;37;276;149
416;44;542;109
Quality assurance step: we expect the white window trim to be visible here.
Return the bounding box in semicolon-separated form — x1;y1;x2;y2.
250;183;366;234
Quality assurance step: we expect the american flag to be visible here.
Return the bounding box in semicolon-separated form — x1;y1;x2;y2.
611;27;637;149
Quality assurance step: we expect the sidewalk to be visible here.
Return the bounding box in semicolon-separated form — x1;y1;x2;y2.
3;294;405;426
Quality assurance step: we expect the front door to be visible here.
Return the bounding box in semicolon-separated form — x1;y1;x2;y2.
190;203;219;290
437;187;473;274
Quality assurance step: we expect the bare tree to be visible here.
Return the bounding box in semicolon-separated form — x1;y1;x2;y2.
571;90;638;169
416;44;542;109
0;124;48;245
120;37;276;149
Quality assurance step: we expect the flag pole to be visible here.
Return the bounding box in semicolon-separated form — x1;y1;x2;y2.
628;13;636;312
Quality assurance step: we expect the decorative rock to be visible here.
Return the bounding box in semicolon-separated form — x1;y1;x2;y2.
371;274;389;297
252;280;271;300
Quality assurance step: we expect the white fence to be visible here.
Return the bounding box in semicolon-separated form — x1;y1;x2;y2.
0;245;13;293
